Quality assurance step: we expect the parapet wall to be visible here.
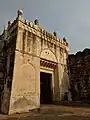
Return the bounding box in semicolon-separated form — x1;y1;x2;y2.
5;9;69;52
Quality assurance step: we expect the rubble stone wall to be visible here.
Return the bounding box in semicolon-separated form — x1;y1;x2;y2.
68;48;90;102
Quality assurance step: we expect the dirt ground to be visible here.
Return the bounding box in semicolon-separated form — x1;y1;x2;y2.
1;105;90;120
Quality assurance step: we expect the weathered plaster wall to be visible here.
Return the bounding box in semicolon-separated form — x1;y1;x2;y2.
1;9;69;114
9;51;40;114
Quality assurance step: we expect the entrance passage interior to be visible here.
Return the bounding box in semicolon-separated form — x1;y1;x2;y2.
40;72;52;104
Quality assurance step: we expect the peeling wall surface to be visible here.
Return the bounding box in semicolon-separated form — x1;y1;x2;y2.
0;10;69;114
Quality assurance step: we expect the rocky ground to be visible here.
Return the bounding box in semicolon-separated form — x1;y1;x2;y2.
1;104;90;120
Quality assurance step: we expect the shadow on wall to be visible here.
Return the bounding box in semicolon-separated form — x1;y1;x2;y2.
60;66;71;101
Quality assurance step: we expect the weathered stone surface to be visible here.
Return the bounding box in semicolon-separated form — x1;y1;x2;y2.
68;48;90;101
0;9;69;114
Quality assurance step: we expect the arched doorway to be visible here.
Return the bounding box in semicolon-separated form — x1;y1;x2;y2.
40;49;57;104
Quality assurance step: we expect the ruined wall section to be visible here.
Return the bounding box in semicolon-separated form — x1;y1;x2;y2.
1;20;17;114
68;49;90;101
0;35;5;90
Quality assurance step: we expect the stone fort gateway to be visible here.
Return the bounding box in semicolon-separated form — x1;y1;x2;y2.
0;10;69;114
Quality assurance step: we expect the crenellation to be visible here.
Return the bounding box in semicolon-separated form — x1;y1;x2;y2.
7;20;17;31
8;21;11;28
34;19;39;26
16;11;68;50
17;17;67;50
28;22;33;27
32;29;65;50
53;31;57;37
17;9;23;21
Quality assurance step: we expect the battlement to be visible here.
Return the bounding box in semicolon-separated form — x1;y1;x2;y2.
4;9;68;48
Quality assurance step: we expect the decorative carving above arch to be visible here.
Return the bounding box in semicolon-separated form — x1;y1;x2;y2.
40;48;57;63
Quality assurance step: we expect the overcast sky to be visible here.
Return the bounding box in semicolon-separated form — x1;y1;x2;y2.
0;0;90;53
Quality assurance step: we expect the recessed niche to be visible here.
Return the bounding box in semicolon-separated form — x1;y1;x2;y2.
29;48;30;52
